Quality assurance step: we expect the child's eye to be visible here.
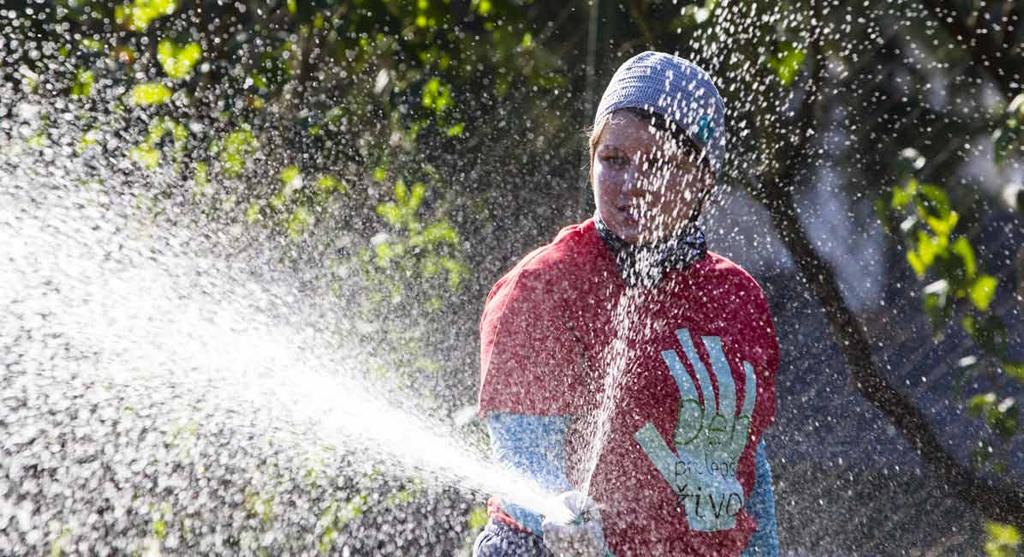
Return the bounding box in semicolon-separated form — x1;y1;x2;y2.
603;155;628;168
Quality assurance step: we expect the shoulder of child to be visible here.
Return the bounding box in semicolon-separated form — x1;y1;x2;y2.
700;250;772;304
485;222;594;300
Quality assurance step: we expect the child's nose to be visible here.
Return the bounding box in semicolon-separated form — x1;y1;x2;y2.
621;167;644;196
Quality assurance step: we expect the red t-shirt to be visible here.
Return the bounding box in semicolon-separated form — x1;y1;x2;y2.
478;217;779;556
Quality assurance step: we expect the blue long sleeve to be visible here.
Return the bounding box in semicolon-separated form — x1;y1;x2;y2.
486;412;572;536
740;439;779;556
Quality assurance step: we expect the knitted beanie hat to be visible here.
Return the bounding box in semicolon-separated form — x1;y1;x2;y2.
593;51;726;175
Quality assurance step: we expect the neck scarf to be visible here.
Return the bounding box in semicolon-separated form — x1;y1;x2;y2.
594;214;707;288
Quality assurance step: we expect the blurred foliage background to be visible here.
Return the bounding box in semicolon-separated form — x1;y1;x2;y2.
2;0;1023;554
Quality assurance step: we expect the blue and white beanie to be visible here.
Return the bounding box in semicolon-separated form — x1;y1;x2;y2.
594;51;726;175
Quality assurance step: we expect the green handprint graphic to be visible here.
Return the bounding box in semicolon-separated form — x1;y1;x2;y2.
633;328;758;532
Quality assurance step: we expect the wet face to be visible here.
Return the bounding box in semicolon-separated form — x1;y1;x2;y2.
590;111;713;244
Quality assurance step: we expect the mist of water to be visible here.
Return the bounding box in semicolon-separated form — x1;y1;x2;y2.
0;137;569;550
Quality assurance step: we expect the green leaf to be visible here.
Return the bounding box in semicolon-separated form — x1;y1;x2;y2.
218;128;258;177
115;0;176;31
421;77;452;114
420;221;458;245
924;210;958;239
446;122;464;137
984;521;1020;557
128;83;172;106
890;178;917;209
129;144;161;168
1003;361;1024;383
472;0;492;16
967;392;996;418
950;237;977;280
49;525;71;557
192;162;209;196
969;274;998;311
152;517;166;539
71;69;94;97
280;165;302;187
918;183;952;218
77;129;100;154
316;174;346;194
969;314;1008;353
81;38;104;52
157;40;202;80
394;180;408;204
767;43;806;87
245;202;261;223
467;505;489;531
287;206;312;239
910;230;948;276
441;256;467;290
408;182;426;211
376;203;403;227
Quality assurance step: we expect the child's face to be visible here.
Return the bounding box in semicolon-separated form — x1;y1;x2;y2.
591;111;712;244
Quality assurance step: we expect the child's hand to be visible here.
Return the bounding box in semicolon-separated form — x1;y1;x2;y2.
541;490;610;557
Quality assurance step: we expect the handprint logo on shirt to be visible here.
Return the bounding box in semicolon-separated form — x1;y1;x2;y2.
634;328;758;532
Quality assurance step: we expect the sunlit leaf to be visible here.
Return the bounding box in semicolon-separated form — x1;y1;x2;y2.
472;0;492;16
421;77;452;114
967;392;996;418
280;165;302;188
924;210;958;239
969;274;998;312
129;144;161;169
192;162;209;196
394;180;408;204
917;184;952;219
767;43;806;87
244;202;262;223
316;175;346;194
1003;361;1024;383
467;505;488;531
408;182;426;211
217;128;258;178
950;237;977;280
71;69;94;97
984;521;1020;557
420;221;458;245
115;0;176;31
76;129;101;154
157;40;202;81
287;206;312;239
128;83;172;106
890;178;917;209
80;38;104;52
446;123;464;137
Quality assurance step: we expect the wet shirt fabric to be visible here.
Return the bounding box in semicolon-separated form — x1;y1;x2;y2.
477;217;779;556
